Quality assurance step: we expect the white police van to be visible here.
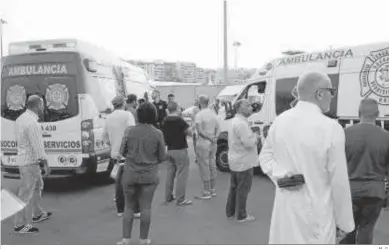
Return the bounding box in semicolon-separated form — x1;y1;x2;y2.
216;42;389;173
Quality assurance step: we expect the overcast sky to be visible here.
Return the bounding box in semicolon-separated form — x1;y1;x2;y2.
2;0;389;69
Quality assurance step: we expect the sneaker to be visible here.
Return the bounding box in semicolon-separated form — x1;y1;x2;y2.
165;196;176;203
117;238;131;245
194;191;212;200
117;213;123;217
210;189;217;197
134;212;141;218
32;212;52;223
14;224;39;234
177;199;193;206
139;239;152;245
238;215;255;223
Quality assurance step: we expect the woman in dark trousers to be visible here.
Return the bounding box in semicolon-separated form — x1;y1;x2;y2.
117;102;167;245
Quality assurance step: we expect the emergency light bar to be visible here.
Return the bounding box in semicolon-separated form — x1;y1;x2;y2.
8;41;77;55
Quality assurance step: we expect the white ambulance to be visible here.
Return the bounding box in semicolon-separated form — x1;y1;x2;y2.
1;39;155;180
216;42;389;173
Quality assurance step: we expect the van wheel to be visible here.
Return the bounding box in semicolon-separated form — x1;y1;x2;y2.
216;142;230;172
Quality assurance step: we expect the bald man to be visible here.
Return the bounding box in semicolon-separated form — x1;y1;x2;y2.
340;99;389;244
14;95;52;234
195;94;220;199
259;71;354;244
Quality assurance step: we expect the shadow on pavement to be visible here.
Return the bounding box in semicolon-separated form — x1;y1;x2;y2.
43;175;114;193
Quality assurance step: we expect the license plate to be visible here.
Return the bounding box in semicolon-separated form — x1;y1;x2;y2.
96;161;109;173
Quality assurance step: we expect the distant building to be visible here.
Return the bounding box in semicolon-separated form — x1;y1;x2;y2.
164;62;178;82
153;61;165;81
204;69;216;84
195;67;206;84
176;62;196;83
125;59;254;85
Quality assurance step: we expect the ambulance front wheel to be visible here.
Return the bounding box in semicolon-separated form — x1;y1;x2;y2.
216;142;230;172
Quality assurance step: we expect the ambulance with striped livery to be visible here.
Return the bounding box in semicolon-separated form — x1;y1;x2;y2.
1;39;155;179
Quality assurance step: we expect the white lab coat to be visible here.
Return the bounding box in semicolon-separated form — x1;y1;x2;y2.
259;101;354;244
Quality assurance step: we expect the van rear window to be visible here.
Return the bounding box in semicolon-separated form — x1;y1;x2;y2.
1;75;78;122
1;53;80;122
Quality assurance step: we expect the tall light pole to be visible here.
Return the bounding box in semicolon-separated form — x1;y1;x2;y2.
0;18;7;59
223;0;228;85
233;41;241;70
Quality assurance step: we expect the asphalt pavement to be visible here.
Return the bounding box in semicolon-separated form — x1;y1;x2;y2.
1;140;389;245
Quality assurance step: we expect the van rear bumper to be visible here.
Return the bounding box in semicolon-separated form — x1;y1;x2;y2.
1;166;89;179
1;162;89;179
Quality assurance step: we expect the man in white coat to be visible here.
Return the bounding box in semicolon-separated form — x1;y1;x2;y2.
258;71;355;244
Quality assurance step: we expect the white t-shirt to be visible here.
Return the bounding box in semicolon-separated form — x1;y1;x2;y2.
102;109;135;158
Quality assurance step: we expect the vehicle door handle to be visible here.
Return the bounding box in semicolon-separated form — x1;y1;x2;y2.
254;121;264;124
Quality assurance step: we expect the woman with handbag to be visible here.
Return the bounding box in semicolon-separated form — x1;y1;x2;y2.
117;102;167;245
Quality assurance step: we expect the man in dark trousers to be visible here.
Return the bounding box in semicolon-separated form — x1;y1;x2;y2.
162;101;193;206
341;98;389;244
151;90;168;129
226;99;259;222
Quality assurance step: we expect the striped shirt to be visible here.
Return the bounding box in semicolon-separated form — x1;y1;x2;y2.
15;110;47;166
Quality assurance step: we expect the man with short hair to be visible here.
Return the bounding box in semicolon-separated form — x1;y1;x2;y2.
340;98;389;244
259;71;354;244
167;93;175;103
14;95;52;234
102;95;139;218
162;101;193;206
195;94;220;199
226;99;259;222
126;94;138;123
151;90;168;129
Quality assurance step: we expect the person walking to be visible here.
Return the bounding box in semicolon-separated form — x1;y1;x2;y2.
226;99;259;222
151;90;168;129
259;71;354;244
117;102;167;245
102;96;139;218
195;94;220;199
340;98;389;244
13;95;52;234
162;101;193;206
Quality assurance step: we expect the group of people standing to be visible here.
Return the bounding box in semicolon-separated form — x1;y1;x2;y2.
256;71;389;244
102;89;221;245
9;77;388;244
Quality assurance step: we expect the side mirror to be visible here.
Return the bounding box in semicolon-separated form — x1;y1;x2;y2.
84;59;97;73
258;84;266;94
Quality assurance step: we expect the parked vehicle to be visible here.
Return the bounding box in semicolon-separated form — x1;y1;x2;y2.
216;42;389;174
